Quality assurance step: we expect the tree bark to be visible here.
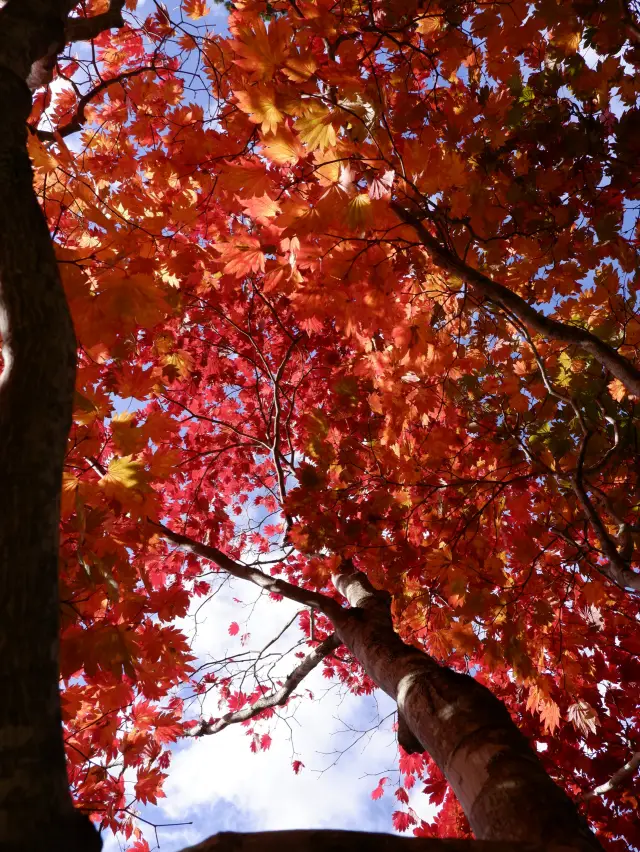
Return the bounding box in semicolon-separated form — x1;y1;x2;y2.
180;830;598;852
332;573;601;850
0;2;101;849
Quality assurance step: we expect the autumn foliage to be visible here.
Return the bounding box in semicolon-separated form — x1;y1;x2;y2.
20;0;640;848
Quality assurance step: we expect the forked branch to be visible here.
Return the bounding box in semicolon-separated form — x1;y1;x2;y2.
152;521;345;623
189;634;341;737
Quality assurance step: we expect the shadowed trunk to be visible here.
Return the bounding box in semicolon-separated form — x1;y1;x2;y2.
332;573;600;850
182;831;600;852
0;3;101;849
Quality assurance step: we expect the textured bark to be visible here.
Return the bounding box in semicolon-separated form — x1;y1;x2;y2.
181;830;597;852
333;573;601;850
0;3;100;849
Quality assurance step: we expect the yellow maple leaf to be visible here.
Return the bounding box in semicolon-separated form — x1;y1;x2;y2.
27;133;58;173
608;378;626;402
283;50;317;82
99;455;149;502
61;472;79;518
345;193;372;229
539;699;561;734
234;86;283;134
111;412;147;456
295;104;337;152
231;17;290;80
417;15;441;37
161;350;194;381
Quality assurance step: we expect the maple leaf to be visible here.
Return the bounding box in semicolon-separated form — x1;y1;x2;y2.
235;86;283;134
369;169;395;200
215;239;266;277
113;365;155;400
346;194;373;230
111;412;147;456
231;17;290;80
371;777;389;800
295;104;337;152
567;701;599;737
393;811;417;832
183;0;209;19
228;622;240;636
134;768;167;805
539;700;561;735
27;134;58;173
238;194;281;222
395;787;409;804
127;840;151;852
261;128;305;165
260;733;272;750
399;749;425;776
292;760;304;774
99;455;149;502
608;378;627;402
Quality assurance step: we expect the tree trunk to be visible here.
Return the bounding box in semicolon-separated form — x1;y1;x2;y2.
0;4;101;849
332;573;600;850
182;831;598;852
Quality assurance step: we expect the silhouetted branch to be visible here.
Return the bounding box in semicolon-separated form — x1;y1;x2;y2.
152;521;345;622
65;0;126;43
189;634;341;736
392;203;640;398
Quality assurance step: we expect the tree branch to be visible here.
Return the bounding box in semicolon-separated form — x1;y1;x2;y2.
189;634;341;736
35;65;157;141
65;0;126;43
620;0;640;43
580;751;640;802
392;203;640;398
571;439;640;591
152;521;346;623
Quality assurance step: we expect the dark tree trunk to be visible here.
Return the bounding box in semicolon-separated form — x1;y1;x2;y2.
0;3;101;849
183;831;600;852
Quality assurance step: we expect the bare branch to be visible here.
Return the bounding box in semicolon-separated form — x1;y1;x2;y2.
65;0;126;43
392;203;640;398
152;521;346;623
581;751;640;801
190;634;341;736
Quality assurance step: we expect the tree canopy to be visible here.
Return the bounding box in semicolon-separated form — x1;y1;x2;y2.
2;0;639;850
